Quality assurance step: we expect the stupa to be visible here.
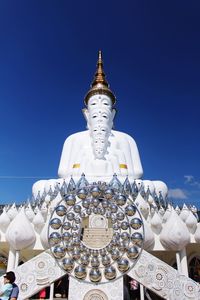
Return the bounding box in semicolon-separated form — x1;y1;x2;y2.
0;52;200;300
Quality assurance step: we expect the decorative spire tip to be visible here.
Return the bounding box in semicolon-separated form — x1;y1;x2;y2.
84;51;116;106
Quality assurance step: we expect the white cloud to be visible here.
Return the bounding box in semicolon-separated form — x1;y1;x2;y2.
184;175;194;183
184;175;200;188
168;188;187;199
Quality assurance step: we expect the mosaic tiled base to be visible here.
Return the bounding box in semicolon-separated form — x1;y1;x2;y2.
128;251;200;300
0;249;199;299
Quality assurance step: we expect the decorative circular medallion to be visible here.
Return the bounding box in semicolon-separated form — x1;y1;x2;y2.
38;261;45;269
48;181;144;284
83;289;108;300
20;283;28;292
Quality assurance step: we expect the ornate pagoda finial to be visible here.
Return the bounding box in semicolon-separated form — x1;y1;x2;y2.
91;50;108;87
84;51;116;106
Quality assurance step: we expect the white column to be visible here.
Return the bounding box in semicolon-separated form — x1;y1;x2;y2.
15;250;20;268
176;248;188;277
180;247;189;277
140;284;144;300
176;252;181;272
7;247;16;271
49;283;54;300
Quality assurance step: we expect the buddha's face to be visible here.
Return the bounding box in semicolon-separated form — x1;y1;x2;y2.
92;125;108;139
93;138;106;159
89;108;112;128
88;94;112;111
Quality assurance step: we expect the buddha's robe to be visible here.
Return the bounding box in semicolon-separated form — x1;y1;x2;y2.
58;129;143;181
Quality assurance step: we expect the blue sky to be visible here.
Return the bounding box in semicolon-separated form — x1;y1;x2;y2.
0;1;200;207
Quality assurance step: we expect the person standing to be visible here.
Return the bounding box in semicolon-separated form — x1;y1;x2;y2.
5;272;19;300
0;272;14;300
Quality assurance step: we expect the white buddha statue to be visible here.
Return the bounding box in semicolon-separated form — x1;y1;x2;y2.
32;51;168;201
58;51;143;182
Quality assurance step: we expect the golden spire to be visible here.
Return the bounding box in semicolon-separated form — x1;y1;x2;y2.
91;50;108;87
84;51;116;106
